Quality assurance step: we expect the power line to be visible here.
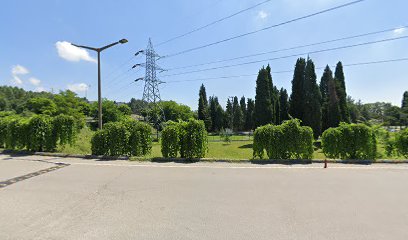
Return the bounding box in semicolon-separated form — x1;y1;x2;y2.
163;0;365;58
163;57;408;84
156;0;273;47
160;36;408;77
165;25;408;71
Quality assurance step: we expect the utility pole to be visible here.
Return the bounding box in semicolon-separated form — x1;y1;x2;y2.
71;39;128;129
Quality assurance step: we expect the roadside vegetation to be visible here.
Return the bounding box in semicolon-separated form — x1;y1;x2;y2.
1;57;407;161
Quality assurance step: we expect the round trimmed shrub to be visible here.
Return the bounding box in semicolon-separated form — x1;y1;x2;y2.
26;115;56;152
91;120;152;157
253;119;314;160
322;123;377;160
160;119;208;159
161;121;180;158
395;128;408;158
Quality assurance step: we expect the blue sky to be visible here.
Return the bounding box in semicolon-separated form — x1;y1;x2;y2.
1;0;407;110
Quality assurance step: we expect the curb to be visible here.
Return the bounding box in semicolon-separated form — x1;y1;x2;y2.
1;150;408;164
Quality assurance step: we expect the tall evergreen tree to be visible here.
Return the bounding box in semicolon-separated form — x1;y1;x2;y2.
401;91;408;126
198;84;211;130
303;58;322;138
402;91;408;109
245;98;255;130
334;62;350;123
209;96;223;132
254;67;273;127
272;86;280;124
266;65;276;123
289;58;306;120
224;98;233;129
240;96;247;124
232;96;243;131
320;66;341;131
279;88;290;123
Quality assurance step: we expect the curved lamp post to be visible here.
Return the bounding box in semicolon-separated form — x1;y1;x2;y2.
71;39;128;129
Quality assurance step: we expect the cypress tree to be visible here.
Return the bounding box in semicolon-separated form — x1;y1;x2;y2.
272;86;280;124
198;84;211;131
209;96;223;132
232;96;243;131
402;91;408;109
266;65;276;123
279;88;290;123
224;98;233;129
326;78;341;129
245;98;255;130
402;91;408;126
320;65;342;131
334;62;350;123
254;67;273;127
289;58;306;120
303;58;322;139
240;96;247;124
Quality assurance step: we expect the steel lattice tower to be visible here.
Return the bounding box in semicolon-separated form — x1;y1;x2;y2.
142;38;165;126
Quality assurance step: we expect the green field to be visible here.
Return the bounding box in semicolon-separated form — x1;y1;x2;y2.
52;128;407;161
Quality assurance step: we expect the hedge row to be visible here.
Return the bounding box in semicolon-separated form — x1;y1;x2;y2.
91;119;152;157
395;128;408;158
253;119;314;159
161;119;208;159
0;114;77;152
322;123;377;160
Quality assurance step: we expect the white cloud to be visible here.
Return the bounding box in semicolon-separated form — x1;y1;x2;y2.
394;27;406;35
34;87;47;92
12;65;29;75
67;83;89;93
56;41;97;63
29;77;41;86
11;75;23;85
257;10;268;20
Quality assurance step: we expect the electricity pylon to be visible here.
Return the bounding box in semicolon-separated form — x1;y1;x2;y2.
141;38;166;129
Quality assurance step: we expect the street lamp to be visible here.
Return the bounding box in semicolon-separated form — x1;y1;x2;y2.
71;39;128;129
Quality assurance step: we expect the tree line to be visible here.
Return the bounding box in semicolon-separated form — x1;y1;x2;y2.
197;57;408;136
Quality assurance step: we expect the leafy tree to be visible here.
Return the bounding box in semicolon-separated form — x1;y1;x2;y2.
245;98;255;130
198;84;211;131
232;96;243;131
303;58;322;138
347;97;362;123
91;100;124;126
289;58;306;120
118;104;132;116
160;101;194;122
334;62;350;123
254;67;273;127
0;96;7;111
279;88;290;123
26;97;57;115
128;98;147;115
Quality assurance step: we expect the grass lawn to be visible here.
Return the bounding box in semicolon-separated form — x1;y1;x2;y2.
54;128;406;161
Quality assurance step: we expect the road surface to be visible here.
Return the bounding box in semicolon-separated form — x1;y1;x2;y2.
1;154;408;239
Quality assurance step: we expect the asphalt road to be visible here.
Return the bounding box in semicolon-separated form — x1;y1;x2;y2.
1;154;408;240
